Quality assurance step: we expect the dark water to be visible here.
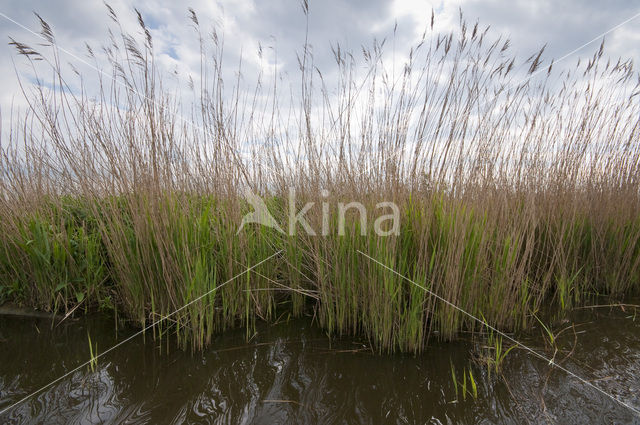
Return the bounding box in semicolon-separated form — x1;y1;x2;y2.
0;303;639;424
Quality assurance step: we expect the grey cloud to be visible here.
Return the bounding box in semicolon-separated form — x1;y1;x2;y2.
1;0;639;141
460;0;640;66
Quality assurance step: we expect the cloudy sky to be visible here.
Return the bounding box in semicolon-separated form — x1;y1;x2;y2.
0;0;639;139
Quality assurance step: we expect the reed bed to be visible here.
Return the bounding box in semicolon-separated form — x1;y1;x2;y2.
1;8;639;352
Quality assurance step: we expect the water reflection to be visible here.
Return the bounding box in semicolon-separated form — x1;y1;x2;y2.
0;303;639;424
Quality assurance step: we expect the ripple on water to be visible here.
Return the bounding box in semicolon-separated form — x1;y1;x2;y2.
0;304;639;424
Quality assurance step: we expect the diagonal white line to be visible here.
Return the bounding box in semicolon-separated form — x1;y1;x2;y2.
4;9;639;187
0;250;283;417
350;9;640;182
357;249;640;417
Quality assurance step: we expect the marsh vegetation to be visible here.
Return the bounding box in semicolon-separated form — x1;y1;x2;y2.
1;7;639;356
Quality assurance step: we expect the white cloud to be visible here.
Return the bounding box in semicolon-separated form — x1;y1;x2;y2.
1;0;639;143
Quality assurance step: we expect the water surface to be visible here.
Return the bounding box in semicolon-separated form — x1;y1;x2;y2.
0;303;639;424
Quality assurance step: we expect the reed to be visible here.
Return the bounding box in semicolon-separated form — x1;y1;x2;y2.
1;7;639;352
87;331;98;373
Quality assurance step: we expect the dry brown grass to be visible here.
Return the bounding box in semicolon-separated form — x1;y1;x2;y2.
0;7;639;352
